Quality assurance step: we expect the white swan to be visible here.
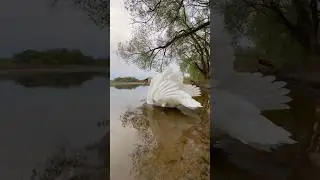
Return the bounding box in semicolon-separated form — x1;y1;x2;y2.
213;75;296;151
146;66;202;109
213;17;297;151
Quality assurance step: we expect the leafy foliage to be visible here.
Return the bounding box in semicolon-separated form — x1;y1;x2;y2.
54;0;210;81
118;0;210;79
112;76;141;82
217;0;320;69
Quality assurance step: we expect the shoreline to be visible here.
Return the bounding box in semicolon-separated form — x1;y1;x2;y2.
110;82;148;86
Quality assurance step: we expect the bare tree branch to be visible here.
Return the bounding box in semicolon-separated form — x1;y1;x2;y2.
147;21;209;53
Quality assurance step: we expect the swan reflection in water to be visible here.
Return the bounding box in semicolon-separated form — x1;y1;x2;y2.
120;93;210;180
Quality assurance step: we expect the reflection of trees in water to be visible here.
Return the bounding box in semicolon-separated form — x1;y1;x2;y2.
30;146;87;180
119;93;210;180
30;121;109;180
212;83;320;180
1;72;108;88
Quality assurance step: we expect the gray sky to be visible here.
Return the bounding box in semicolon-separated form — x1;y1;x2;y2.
110;0;155;79
0;0;108;58
0;0;182;79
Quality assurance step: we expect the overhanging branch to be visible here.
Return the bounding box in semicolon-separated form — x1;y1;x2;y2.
148;21;209;52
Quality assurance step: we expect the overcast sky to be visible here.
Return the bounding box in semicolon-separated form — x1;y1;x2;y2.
0;0;108;58
0;0;154;79
110;0;155;79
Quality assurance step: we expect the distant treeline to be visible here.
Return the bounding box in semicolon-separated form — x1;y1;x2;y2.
110;76;149;89
112;84;148;90
0;49;109;68
112;77;142;82
111;76;193;84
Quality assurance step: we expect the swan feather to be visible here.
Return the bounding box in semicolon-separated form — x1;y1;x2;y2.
147;66;202;108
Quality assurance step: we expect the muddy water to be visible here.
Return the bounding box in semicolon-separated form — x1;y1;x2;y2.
110;85;210;180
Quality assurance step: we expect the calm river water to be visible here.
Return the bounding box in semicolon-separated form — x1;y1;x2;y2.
1;72;320;180
0;73;108;179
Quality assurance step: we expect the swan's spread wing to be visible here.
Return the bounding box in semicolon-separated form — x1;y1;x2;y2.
158;90;202;108
216;72;291;110
152;79;202;108
147;73;161;104
213;89;296;150
150;67;182;95
181;84;201;97
153;80;180;102
148;66;185;104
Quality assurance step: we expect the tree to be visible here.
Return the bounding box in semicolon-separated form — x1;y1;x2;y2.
12;49;108;66
113;76;140;82
117;0;210;79
53;0;210;80
216;0;320;68
13;49;42;64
